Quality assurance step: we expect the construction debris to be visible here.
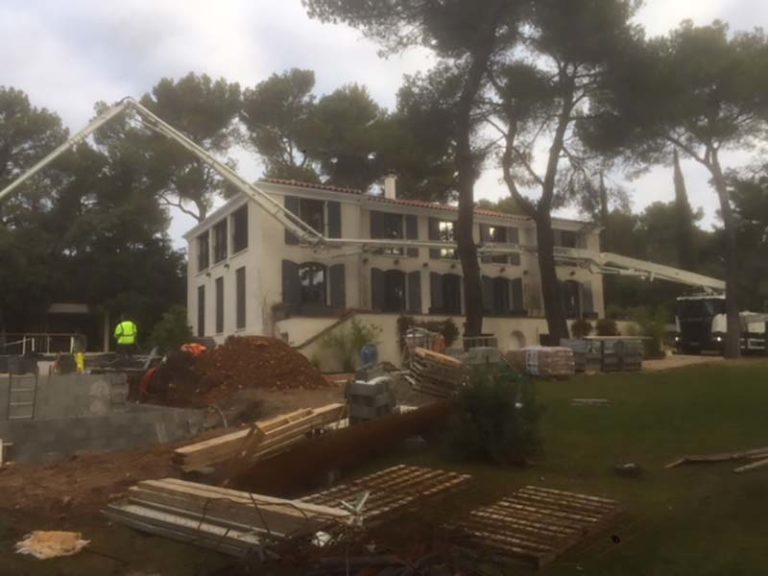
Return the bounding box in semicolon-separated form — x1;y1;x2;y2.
665;446;768;470
404;348;467;398
15;531;90;559
733;457;768;474
447;486;621;568
571;398;610;407
523;347;576;378
104;478;353;557
173;403;346;472
301;465;472;527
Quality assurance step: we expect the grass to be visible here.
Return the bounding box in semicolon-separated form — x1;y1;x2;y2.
390;360;768;575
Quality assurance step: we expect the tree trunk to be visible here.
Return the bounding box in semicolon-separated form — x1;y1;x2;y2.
710;151;741;359
673;149;697;271
536;211;569;343
455;49;493;339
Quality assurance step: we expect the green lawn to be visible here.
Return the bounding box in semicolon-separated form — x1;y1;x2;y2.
391;360;768;575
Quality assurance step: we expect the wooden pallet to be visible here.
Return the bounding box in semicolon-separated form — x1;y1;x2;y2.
448;486;621;568
173;403;346;472
301;465;472;526
104;478;352;557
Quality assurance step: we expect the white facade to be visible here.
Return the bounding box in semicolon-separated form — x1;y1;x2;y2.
184;179;605;366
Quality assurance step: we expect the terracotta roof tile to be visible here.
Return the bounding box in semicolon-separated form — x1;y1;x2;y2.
261;178;529;222
262;178;363;195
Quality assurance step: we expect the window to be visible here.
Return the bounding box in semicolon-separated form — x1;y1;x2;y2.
370;212;419;257
213;220;228;263
482;276;525;316
371;269;422;313
285;196;342;244
555;229;579;248
299;263;327;306
429;218;457;259
197;285;205;337
562;280;581;319
232;205;248;254
430;272;461;314
480;224;521;265
197;231;210;272
236;267;246;330
282;261;345;314
215;277;224;333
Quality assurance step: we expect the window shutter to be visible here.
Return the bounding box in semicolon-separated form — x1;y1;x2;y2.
508;227;520;244
582;281;594;316
428;218;440;259
407;271;422;314
429;272;443;313
371;268;384;311
405;215;418;257
330;264;346;310
511;278;524;313
479;224;491;243
281;260;301;309
327;201;341;238
370;211;382;238
481;276;494;314
284;196;300;245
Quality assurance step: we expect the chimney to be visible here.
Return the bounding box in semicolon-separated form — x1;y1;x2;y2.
383;173;397;199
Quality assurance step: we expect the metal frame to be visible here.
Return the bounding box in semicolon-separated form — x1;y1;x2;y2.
0;97;726;293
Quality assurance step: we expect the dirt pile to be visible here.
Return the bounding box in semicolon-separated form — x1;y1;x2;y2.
194;336;328;404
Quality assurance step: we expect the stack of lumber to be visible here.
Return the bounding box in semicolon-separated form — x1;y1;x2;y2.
104;478;352;557
173;403;346;473
666;445;768;473
447;486;621;568
404;347;467;398
524;346;575;378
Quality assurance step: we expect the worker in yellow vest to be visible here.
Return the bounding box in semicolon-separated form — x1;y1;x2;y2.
114;316;138;356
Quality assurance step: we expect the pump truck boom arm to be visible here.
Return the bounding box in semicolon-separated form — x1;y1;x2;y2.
0;98;325;246
0;96;726;294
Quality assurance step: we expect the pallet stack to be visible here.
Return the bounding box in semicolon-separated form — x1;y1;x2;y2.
104;478;352;557
524;347;576;378
173;403;346;473
404;347;467;398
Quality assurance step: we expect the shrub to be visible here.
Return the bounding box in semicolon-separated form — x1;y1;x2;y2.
149;306;193;353
596;318;619;336
570;318;593;339
632;307;669;359
320;319;381;372
448;364;542;466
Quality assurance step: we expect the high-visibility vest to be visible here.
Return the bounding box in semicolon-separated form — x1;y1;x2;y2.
114;320;138;345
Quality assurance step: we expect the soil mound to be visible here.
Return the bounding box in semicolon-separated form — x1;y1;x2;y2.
195;336;327;403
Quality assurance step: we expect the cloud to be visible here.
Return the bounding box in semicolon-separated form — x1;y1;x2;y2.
1;0;764;246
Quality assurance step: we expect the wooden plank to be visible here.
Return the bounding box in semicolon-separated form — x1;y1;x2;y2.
733;456;768;473
140;479;352;521
413;347;462;367
665;446;768;468
175;404;345;470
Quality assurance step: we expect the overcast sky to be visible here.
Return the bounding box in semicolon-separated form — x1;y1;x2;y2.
2;0;766;246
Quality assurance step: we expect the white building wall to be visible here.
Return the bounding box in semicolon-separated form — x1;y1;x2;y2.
185;182;606;353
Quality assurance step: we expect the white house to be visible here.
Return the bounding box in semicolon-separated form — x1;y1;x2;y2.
183;177;604;367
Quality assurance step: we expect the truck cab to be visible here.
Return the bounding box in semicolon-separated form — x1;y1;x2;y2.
675;295;766;354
